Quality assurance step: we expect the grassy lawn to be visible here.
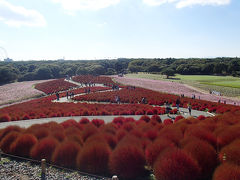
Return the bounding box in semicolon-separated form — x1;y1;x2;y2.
126;73;240;97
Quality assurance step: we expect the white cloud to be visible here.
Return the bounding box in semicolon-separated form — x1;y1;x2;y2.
51;0;121;12
143;0;231;8
0;0;46;27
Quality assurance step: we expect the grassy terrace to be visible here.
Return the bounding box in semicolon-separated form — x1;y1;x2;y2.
126;73;240;98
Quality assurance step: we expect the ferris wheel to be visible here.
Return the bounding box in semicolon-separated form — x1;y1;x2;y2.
0;47;8;61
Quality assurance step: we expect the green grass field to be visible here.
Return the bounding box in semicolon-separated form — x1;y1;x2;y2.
126;73;240;97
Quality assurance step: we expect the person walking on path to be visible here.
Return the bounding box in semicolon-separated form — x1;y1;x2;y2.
188;103;192;116
176;99;180;112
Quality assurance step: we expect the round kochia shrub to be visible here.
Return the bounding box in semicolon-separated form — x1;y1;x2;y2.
0;125;22;141
109;144;147;180
10;134;38;157
153;149;200;180
145;138;174;167
219;139;240;165
0;114;11;122
31;137;59;162
51;141;81;168
77;142;111;176
0;131;20;153
182;138;218;179
81;124;99;142
213;163;240;180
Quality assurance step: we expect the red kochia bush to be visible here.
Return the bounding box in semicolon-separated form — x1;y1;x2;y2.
0;125;22;141
139;115;151;123
197;115;206;120
91;119;105;128
0;114;11;122
219;139;240;165
153;149;200;180
183;138;218;179
109;144;147;180
0;131;20;153
213;163;240;180
52;141;81;168
10;134;38;157
60;119;80;129
145;138;175;167
185;125;217;148
151;115;161;123
77;142;111;176
174;115;184;123
31;137;59;162
79;118;90;124
81;124;99;142
163;118;173;125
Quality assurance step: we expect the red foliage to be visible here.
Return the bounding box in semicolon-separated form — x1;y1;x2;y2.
197;115;206;120
144;129;158;141
103;133;117;149
100;123;117;135
116;129;127;141
174;115;184;123
151;115;162;123
112;117;125;126
158;126;183;145
10;134;38;157
91;119;105;128
183;138;218;179
0;114;11;122
216;125;240;148
139;115;151;123
79;118;90;124
122;122;136;132
77;142;111;176
81;124;99;142
31;137;59;162
35;78;77;94
0;131;20;153
185;125;217;148
153;149;200;180
109;143;147;180
219;139;240;165
145;138;175;167
163;118;173;125
0;125;22;141
52;141;81;168
60;119;80;129
213;163;240;180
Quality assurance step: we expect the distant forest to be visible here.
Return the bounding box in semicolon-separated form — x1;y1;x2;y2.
0;57;240;84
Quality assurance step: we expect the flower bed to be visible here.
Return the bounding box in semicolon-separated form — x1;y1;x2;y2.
72;75;116;86
0;80;49;106
35;79;77;94
1;112;240;179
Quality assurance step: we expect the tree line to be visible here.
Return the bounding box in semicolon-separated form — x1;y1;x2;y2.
0;57;239;84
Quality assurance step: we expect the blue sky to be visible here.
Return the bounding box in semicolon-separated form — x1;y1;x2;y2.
0;0;239;60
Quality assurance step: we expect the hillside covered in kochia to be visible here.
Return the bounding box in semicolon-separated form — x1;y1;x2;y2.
0;57;240;84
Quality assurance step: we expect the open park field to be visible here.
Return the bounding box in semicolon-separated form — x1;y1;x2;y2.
1;75;240;180
126;73;240;98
